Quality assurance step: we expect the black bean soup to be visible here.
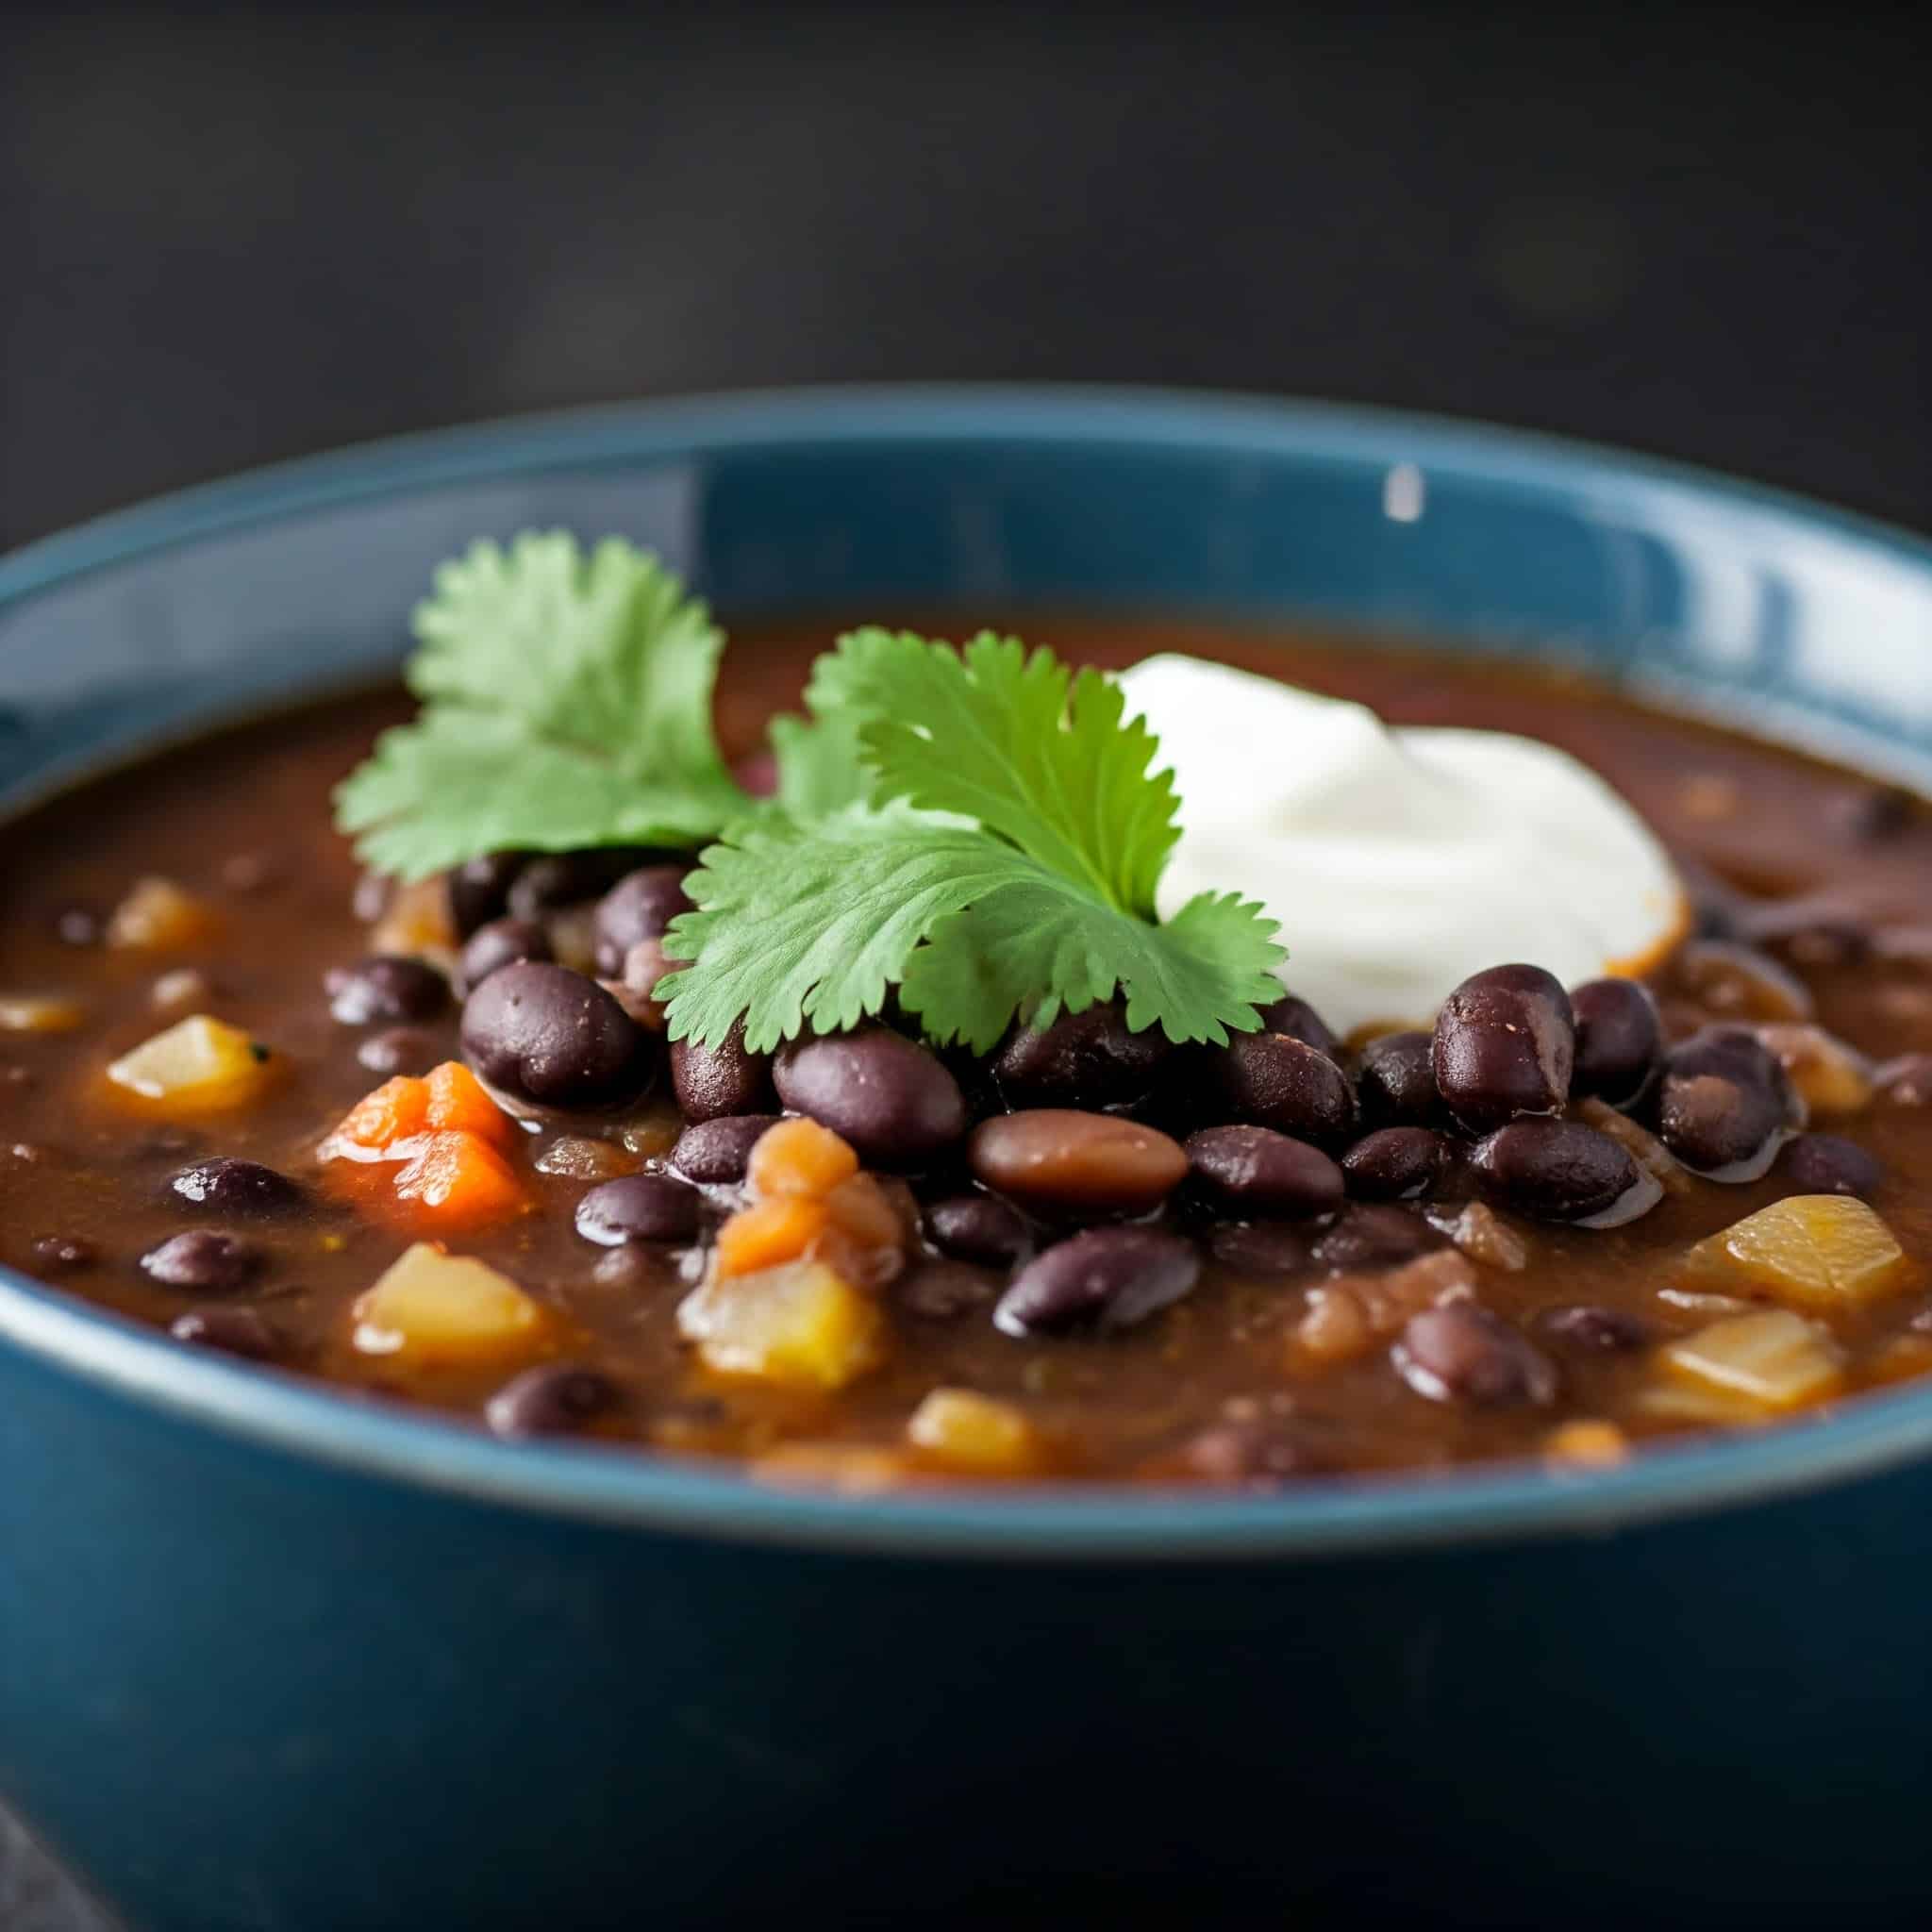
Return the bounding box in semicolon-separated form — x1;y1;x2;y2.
6;619;1932;1489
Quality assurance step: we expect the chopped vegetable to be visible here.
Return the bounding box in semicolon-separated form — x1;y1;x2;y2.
352;1242;546;1361
1542;1419;1630;1466
321;1062;526;1227
391;1130;528;1229
1676;1194;1913;1311
746;1116;859;1200
0;994;85;1034
677;1258;886;1390
105;1014;275;1111
713;1196;831;1279
369;876;458;965
1653;1308;1846;1417
106;876;217;951
907;1389;1043;1476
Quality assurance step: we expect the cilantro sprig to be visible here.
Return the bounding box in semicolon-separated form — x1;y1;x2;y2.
658;631;1285;1052
336;534;754;879
335;535;1287;1056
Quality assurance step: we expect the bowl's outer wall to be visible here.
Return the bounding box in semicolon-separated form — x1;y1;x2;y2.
4;393;1932;1929
4;1341;1928;1930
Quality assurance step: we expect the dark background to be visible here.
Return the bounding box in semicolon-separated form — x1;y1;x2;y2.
0;3;1926;1926
2;2;1927;558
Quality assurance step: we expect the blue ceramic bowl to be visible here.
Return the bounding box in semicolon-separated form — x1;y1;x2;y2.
5;390;1932;1932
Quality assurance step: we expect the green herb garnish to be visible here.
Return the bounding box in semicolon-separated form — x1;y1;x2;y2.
336;534;751;879
658;631;1285;1052
336;536;1287;1055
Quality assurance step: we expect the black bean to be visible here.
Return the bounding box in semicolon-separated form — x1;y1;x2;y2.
458;917;553;995
140;1230;264;1292
169;1158;305;1216
990;1000;1170;1109
1537;1304;1655;1353
1470;1120;1642;1222
1782;1133;1884;1198
670;1024;775;1123
1432;963;1575;1131
1393;1305;1557;1407
30;1234;97;1273
357;1026;440;1077
461;961;656;1108
994;1226;1200;1338
1208;1032;1358;1149
170;1305;277;1359
1570;978;1662;1104
897;1260;1000;1321
1313;1204;1440;1271
667;1113;783;1187
1174;1421;1320;1485
592;866;694;976
575;1174;701;1246
774;1027;967;1169
1739;894;1872;967
446;852;528;938
485;1364;621;1438
1676;941;1813;1023
924;1193;1034;1266
1185;1124;1345;1219
507;849;660;919
325;955;451;1025
1207;1222;1319;1276
1354;1029;1441;1126
1340;1125;1447;1201
1655;1028;1793;1174
1256;992;1342;1062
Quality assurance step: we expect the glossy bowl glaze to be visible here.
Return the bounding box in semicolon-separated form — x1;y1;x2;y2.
4;390;1932;1931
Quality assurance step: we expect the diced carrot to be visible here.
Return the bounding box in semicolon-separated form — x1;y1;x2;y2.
746;1117;859;1201
425;1059;515;1150
714;1195;830;1277
391;1129;529;1228
329;1074;430;1156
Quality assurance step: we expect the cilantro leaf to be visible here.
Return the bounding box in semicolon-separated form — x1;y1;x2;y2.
658;806;1004;1052
767;709;873;819
334;534;748;879
806;629;1181;915
663;630;1287;1053
900;885;1285;1053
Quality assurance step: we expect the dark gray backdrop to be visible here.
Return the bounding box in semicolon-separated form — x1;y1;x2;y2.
3;3;1927;554
1;3;1927;1926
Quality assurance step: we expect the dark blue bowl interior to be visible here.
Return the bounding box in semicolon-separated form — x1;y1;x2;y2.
5;386;1932;1565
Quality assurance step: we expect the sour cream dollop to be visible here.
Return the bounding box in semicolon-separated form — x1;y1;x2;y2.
1118;655;1687;1036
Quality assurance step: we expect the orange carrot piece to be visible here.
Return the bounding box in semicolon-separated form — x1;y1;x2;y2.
746;1117;858;1201
391;1129;528;1228
425;1060;515;1150
330;1074;429;1156
714;1196;830;1277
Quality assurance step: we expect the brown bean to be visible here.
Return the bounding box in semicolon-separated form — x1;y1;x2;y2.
970;1109;1187;1218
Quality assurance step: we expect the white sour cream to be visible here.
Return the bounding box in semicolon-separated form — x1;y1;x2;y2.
1118;654;1686;1036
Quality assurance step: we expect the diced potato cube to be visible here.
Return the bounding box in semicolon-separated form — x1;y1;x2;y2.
1677;1195;1913;1311
106;876;217;950
907;1389;1043;1477
677;1260;885;1391
1757;1024;1875;1116
352;1241;545;1361
1655;1308;1846;1418
0;994;86;1034
105;1014;276;1110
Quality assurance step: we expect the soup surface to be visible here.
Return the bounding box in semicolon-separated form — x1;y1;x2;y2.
6;618;1932;1487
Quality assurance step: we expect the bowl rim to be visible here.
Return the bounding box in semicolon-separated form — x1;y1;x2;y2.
7;379;1932;1564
